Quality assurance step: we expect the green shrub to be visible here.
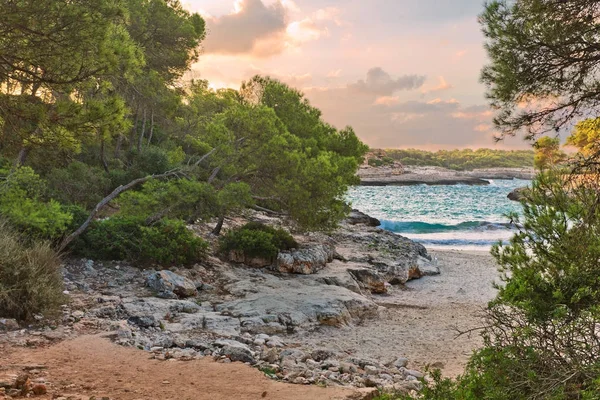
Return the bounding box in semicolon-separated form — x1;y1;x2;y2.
219;222;298;260
47;161;112;209
0;220;65;321
0;167;73;240
73;217;207;266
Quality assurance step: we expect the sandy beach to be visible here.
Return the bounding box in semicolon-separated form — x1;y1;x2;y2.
291;249;500;377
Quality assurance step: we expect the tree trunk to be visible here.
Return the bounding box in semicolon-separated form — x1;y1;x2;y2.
212;215;225;236
114;134;123;159
58;169;181;252
137;108;147;153
15;146;29;167
147;110;155;145
100;138;110;173
129;107;140;152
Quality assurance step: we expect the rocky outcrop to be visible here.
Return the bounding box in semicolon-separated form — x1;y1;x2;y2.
227;250;273;268
346;210;381;226
146;270;198;298
507;186;529;201
276;243;336;274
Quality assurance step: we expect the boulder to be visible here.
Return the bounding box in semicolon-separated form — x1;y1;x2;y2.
146;270;198;298
0;318;19;332
276;243;336;274
346;210;381;227
507;186;529;201
348;269;387;294
227;250;273;268
214;339;255;364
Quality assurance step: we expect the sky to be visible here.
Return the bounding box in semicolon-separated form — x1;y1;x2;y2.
183;0;529;150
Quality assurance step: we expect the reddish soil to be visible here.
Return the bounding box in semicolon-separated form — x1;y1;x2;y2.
1;335;358;400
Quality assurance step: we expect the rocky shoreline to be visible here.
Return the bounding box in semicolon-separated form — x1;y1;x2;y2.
1;211;442;398
359;166;534;186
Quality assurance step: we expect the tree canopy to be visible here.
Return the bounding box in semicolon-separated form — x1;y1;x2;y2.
480;0;600;139
0;0;368;257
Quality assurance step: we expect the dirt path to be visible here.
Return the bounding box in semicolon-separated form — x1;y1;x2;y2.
1;335;355;400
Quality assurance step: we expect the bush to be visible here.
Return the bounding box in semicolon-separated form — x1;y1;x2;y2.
47;161;112;209
0;221;65;321
0;167;73;240
219;222;298;260
73;217;207;266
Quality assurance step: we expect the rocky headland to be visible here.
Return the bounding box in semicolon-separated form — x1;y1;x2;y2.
359;165;534;186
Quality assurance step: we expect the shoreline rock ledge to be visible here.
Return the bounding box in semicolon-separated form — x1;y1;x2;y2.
22;209;439;392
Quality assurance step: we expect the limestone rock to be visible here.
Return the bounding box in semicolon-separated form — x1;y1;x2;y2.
348;269;387;294
346;210;381;227
0;319;19;331
146;270;198;298
507;186;529;202
276;243;336;274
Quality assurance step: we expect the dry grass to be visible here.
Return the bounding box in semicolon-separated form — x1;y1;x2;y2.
0;220;65;321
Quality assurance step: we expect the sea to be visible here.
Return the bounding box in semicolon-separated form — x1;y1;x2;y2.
347;179;530;250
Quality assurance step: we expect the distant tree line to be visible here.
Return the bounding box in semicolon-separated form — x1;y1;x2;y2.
374;148;534;170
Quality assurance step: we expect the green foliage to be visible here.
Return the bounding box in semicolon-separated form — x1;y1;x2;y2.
219;222;298;260
382;148;534;170
480;0;600;139
533;136;566;170
567;118;600;156
73;217;207;266
399;170;600;399
0;167;72;239
0;220;65;321
0;0;365;261
47;161;112;209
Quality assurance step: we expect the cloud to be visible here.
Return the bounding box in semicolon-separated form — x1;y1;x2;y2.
422;76;453;94
203;0;288;57
202;2;345;58
374;96;400;106
286;18;329;44
327;69;342;78
303;83;527;149
349;68;426;95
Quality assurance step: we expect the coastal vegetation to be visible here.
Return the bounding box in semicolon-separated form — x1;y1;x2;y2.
375;148;534;170
0;0;367;320
381;0;600;398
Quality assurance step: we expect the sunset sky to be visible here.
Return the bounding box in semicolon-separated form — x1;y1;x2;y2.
183;0;529;150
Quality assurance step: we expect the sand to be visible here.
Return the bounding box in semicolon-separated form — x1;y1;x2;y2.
290;249;500;377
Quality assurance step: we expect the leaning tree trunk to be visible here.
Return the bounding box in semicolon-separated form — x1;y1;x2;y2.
212;215;225;236
58;170;181;252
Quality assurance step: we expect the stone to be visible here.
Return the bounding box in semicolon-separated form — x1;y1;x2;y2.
364;365;378;375
0;319;19;331
127;315;158;328
348;269;387;294
276;243;336;275
214;340;255;364
146;270;198;298
507;186;529;201
31;384;47;395
393;357;409;368
345;210;381;227
405;369;424;379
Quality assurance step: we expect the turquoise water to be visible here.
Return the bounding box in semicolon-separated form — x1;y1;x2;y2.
347;179;529;249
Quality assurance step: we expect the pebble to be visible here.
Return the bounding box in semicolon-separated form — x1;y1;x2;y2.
364;365;379;375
